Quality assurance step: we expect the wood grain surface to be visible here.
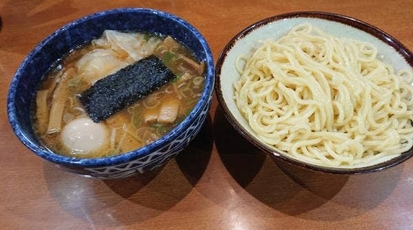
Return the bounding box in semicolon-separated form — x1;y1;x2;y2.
1;0;413;229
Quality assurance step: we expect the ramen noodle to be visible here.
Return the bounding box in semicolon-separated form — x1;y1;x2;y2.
233;23;413;167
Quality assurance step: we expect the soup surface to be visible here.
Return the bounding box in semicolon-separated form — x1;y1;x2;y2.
33;30;205;158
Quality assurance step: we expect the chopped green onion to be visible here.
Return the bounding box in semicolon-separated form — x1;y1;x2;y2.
144;33;152;41
163;51;175;64
173;75;183;82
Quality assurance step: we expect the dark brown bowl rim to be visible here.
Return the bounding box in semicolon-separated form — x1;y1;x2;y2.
215;11;413;174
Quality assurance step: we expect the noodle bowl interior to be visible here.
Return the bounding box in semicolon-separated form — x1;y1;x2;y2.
233;23;413;168
33;30;205;158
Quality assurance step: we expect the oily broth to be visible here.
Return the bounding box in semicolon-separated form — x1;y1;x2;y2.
32;31;205;158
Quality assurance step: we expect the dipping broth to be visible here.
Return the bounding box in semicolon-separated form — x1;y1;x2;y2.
32;30;205;158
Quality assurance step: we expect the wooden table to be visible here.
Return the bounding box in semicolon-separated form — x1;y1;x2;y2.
1;0;413;229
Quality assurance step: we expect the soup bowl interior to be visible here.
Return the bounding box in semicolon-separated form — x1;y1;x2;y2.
7;8;214;179
215;11;413;174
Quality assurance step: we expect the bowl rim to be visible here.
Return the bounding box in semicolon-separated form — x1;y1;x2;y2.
7;7;215;167
215;11;413;174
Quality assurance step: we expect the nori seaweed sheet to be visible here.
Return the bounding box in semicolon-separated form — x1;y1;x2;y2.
78;55;176;123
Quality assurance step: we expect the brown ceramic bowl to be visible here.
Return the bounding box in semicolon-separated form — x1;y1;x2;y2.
215;11;413;174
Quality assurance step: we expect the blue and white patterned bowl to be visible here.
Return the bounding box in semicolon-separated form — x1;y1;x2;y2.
7;8;214;179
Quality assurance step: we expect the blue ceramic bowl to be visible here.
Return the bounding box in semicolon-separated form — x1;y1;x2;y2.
7;8;214;179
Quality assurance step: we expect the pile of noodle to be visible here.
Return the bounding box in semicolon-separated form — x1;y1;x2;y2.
233;23;413;167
